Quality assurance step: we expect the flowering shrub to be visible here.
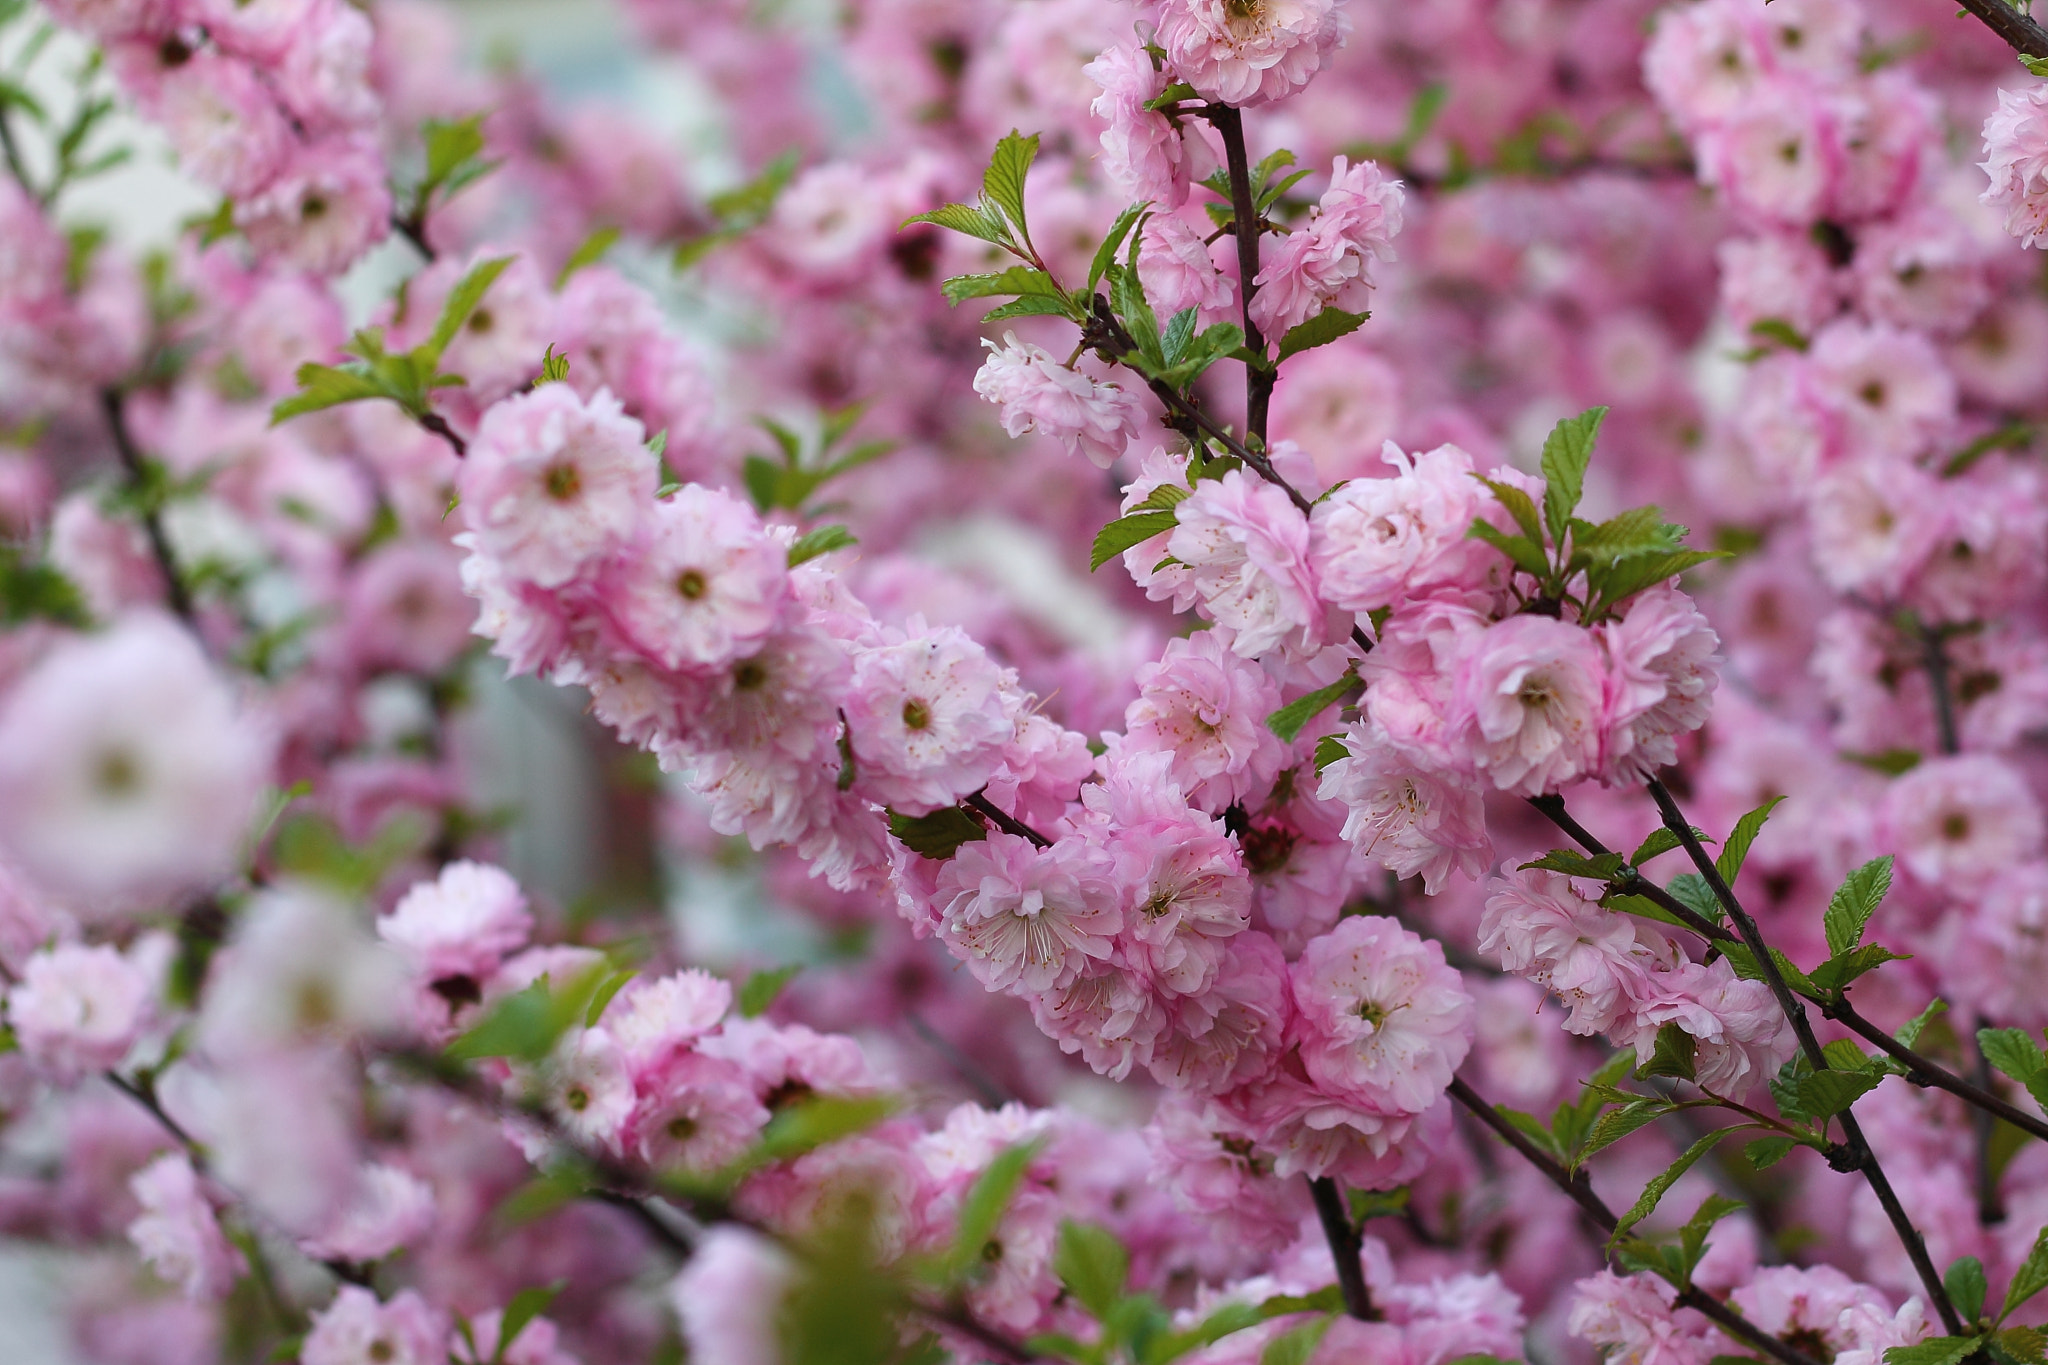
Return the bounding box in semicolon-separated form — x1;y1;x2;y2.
8;0;2048;1362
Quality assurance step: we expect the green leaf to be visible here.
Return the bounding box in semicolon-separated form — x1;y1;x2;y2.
1521;849;1627;880
1090;203;1149;294
1053;1221;1129;1321
1896;998;1947;1050
1539;407;1608;544
1259;1315;1335;1365
492;1282;566;1365
983;294;1078;322
1639;1023;1697;1083
1478;478;1544;544
1266;673;1359;743
1666;874;1724;925
1160;307;1198;365
1572;507;1685;564
422;255;515;366
1313;734;1349;775
1946;1256;1988;1325
1272;308;1368;366
1742;1135;1797;1170
1611;1128;1731;1242
556;227;620;288
423;114;486;186
1824;857;1895;957
707;150;800;225
1678;1193;1744;1279
749;1094;896;1165
1495;1105;1566;1162
942;266;1060;305
1091;510;1180;571
904;200;1013;248
1466;520;1550;580
1795;1067;1882;1120
535;343;570;386
1577;1099;1673;1164
887;806;987;859
2026;53;2048;77
447;966;613;1064
947;1141;1043;1278
1884;1337;1982;1365
1980;1028;2048;1110
271;362;398;423
1992;1327;2048;1365
1590;549;1728;611
1747;317;1809;353
0;548;90;627
1808;943;1910;993
1715;796;1783;887
1629;828;1692;866
583;968;634;1028
738;965;801;1018
2003;1225;2048;1321
984;130;1040;243
789;525;858;567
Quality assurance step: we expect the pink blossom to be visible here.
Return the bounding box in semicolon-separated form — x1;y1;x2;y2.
126;1154;245;1301
604;486;788;671
607;969;734;1070
1359;600;1489;774
672;1226;795;1365
458;385;657;590
1807;321;1955;462
1642;1;1770;131
1599;585;1720;784
1144;1097;1303;1253
7;941;157;1078
1251;157;1404;337
700;1017;886;1103
1030;963;1171;1082
1479;869;1676;1036
1982;82;2048;248
0;613;273;917
1731;1265;1892;1355
1107;809;1251;998
149;53;293;198
1317;738;1491;894
1085;42;1210;209
1154;0;1349;107
1289;916;1472;1114
1309;441;1500;614
343;540;477;675
1933;861;2048;1030
1168;468;1329;659
1715;233;1841;337
1123;629;1284;810
934;832;1123;995
624;1051;770;1170
1149;930;1292;1092
1453;614;1609;797
1878;754;2044;890
297;1164;436;1264
1217;1075;1440;1187
1638;959;1794;1097
1694;83;1840;228
1851;207;1990;336
1567;1271;1717;1365
302;1287;447;1365
1804;457;1945;599
235;136;393;276
972;334;1146;469
379;861;533;985
1138;212;1236;321
846;625;1018;814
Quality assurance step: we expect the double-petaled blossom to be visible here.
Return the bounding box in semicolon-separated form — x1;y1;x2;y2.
1250;157;1404;337
973;334;1146;469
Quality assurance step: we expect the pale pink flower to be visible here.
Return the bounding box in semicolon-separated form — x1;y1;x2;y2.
1123;629;1285;811
1805;457;1945;599
378;860;532;984
151;53;292;198
1085;41;1210;209
1138;212;1236;321
935;832;1123;995
235;136;393;276
342;540;477;675
1642;0;1770;131
624;1051;770;1171
1217;1075;1439;1187
1144;1097;1304;1253
606;969;734;1071
1359;600;1489;775
1905;467;2048;625
1154;0;1349;107
1599;585;1720;784
1567;1271;1717;1365
1731;1265;1892;1356
1289;916;1472;1115
604;486;789;671
1851;207;1990;336
1982;82;2048;248
1317;738;1491;894
1479;869;1676;1036
700;1017;886;1103
846;625;1018;814
1250;157;1404;337
1807;321;1956;462
458;385;657;590
972;334;1146;469
1716;233;1842;337
1309;441;1499;614
0;613;272;917
1694;83;1840;228
1636;959;1794;1097
302;1287;447;1365
1168;468;1329;659
1933;861;2048;1031
7;941;156;1078
543;1027;637;1152
1453;615;1609;797
297;1163;436;1264
127;1154;245;1301
1030;962;1171;1082
1107;810;1251;998
1149;929;1292;1092
1878;754;2044;890
671;1226;795;1365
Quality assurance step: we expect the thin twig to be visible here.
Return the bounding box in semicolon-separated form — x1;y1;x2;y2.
1824;1000;2048;1147
1644;778;1965;1335
390;211;433;260
418;411;467;457
100;389;195;623
1944;0;2048;57
1918;620;1961;760
965;790;1052;849
1447;1077;1824;1365
1525;794;1736;945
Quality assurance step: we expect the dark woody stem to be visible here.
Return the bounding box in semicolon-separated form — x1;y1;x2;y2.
1946;0;2048;57
100;389;196;624
1643;777;1965;1335
418;410;468;457
1308;1176;1377;1321
1203;104;1276;445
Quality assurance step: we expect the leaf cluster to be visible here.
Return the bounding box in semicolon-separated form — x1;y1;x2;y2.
674;150;801;269
742;404;893;519
1882;1230;2048;1365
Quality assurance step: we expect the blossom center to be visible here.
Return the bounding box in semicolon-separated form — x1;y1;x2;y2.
676;568;708;600
544;462;582;501
564;1085;591;1112
93;747;141;798
733;657;769;690
667;1115;698;1140
902;698;932;730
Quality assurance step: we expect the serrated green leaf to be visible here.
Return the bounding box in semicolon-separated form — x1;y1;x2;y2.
942;267;1060;305
1884;1337;1981;1365
1980;1028;2048;1111
984;131;1039;243
738;965;801;1017
423;114;487;187
271;362;398;423
1715;796;1783;887
493;1282;567;1365
1611;1127;1731;1242
707;150;799;225
1665;873;1724;925
2004;1225;2048;1320
1993;1327;2048;1365
1477;478;1544;544
1467;520;1550;580
1808;943;1910;993
949;1141;1043;1278
1136;483;1190;511
887;806;987;859
1313;734;1349;775
1266;673;1359;743
1495;1105;1566;1162
1521;849;1627;880
788;525;858;567
1273;308;1368;365
1591;549;1729;610
1257;167;1314;210
1259;1315;1335;1365
1577;1099;1673;1164
1090;203;1149;294
556;226;620;289
1640;1023;1697;1083
905;199;1013;248
1092;510;1180;572
1540;407;1607;544
983;294;1079;321
1053;1221;1129;1321
447;965;613;1064
1160;307;1198;365
1796;1067;1881;1119
1946;1256;1988;1325
1629;828;1690;866
1897;998;1947;1050
748;1094;896;1165
1824;857;1895;957
1743;1135;1797;1170
422;256;515;367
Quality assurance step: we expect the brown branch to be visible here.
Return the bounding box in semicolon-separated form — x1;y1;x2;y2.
1945;0;2048;57
965;790;1052;849
100;389;195;623
1308;1176;1377;1321
418;411;468;457
1203;103;1276;444
1525;794;1737;946
1824;1000;2048;1147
